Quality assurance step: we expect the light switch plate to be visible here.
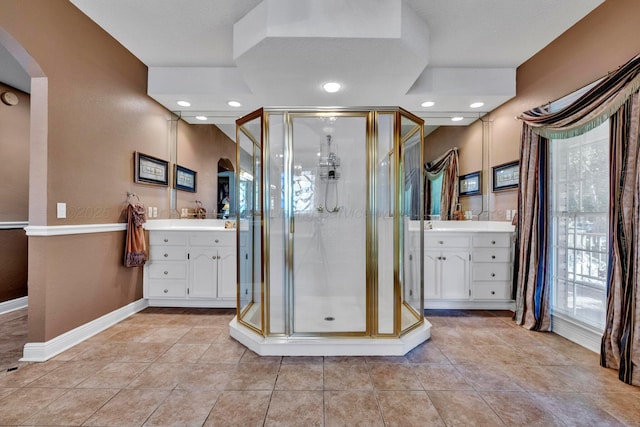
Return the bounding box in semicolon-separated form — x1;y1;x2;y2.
57;202;66;219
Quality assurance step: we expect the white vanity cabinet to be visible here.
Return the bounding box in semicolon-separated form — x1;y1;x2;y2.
144;229;237;308
471;233;513;301
424;235;470;300
147;232;188;299
424;224;515;309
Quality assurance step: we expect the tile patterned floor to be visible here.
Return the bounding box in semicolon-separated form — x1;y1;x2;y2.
0;307;27;372
0;307;638;426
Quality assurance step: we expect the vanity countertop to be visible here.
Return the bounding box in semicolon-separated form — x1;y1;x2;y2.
143;219;235;231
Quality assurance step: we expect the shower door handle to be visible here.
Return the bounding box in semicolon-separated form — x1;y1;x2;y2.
290;220;295;234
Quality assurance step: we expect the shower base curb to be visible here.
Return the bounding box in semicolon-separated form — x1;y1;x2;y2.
229;317;431;356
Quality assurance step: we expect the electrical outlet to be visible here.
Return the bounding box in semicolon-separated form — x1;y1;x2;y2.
506;209;511;220
56;202;66;219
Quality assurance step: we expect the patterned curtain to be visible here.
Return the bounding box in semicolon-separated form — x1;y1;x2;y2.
601;94;640;385
404;139;423;220
517;53;640;385
512;126;551;331
424;148;459;220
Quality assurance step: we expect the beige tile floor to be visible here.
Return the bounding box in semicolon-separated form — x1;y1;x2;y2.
0;307;639;426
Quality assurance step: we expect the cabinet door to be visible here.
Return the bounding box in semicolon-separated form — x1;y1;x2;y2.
440;252;469;299
189;248;218;298
424;251;440;299
217;247;237;299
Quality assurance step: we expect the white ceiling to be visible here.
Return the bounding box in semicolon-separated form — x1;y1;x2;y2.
3;0;605;138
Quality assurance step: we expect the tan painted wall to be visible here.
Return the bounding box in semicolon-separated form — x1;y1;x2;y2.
0;83;29;221
176;121;237;217
0;82;29;302
28;233;141;341
0;0;172;340
424;0;640;221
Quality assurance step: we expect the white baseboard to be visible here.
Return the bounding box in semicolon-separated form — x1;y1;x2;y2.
147;298;235;308
21;298;149;362
0;296;28;314
551;313;602;354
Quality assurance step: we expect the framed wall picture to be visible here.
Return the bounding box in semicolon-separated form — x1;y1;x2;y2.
459;171;481;196
174;164;197;192
134;152;169;186
492;160;519;192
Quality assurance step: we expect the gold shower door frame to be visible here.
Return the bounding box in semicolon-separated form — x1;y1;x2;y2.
235;107;424;339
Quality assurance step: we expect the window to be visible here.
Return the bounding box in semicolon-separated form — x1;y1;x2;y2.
549;120;609;329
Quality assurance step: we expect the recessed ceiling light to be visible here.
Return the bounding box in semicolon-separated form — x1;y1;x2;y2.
470;102;484;108
177;100;191;107
227;100;242;108
322;82;342;93
451;116;464;122
195;115;207;121
421;101;435;107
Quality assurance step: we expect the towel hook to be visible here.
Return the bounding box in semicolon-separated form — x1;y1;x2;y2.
127;192;140;203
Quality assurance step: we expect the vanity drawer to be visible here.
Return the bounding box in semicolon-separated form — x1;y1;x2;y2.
425;235;470;248
472;248;511;263
148;280;187;298
473;233;511;248
472;263;511;281
472;283;512;300
189;232;235;247
148;262;187;280
150;232;187;246
150;246;187;261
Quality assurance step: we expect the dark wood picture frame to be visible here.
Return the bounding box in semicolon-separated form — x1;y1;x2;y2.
174;164;197;192
492;160;519;192
134;152;169;186
459;171;481;196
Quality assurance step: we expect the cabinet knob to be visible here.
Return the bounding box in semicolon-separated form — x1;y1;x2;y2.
164;271;169;275
442;256;447;260
491;240;496;245
491;273;496;277
491;290;496;295
164;253;168;258
491;255;496;259
164;238;169;243
218;255;221;259
438;240;443;244
215;239;219;243
163;289;168;293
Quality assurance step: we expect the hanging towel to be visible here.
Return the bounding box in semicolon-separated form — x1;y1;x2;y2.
124;202;147;267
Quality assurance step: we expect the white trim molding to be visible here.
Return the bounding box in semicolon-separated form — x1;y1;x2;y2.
25;223;126;236
551;313;603;354
0;296;28;314
0;221;28;230
21;299;149;362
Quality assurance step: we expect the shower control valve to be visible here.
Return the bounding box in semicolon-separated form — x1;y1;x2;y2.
316;205;324;212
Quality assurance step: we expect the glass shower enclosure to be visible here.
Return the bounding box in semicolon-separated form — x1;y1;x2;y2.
230;107;430;355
